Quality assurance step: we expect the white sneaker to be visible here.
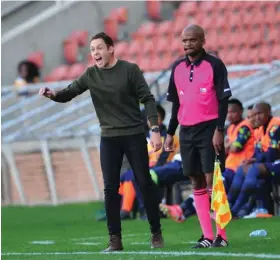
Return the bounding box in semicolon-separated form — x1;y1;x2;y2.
243;208;268;219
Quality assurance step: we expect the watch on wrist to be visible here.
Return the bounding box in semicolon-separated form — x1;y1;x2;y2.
217;126;224;133
151;126;160;133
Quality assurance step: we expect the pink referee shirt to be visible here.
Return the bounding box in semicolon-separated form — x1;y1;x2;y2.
167;50;232;126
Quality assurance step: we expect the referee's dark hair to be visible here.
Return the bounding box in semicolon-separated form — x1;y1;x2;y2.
156;104;166;121
91;32;114;48
247;105;254;110
228;98;243;111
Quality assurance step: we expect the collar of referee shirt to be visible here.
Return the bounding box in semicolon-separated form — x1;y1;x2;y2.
185;48;207;67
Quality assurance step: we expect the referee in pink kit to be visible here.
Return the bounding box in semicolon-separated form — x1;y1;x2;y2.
164;25;232;248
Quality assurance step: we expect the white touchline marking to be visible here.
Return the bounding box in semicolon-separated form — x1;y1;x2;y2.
2;251;280;259
130;242;150;245
74;242;101;246
181;241;197;244
29;241;55;245
71;233;149;241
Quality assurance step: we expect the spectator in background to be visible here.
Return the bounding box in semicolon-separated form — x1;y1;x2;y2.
14;60;40;97
228;102;280;217
223;99;255;193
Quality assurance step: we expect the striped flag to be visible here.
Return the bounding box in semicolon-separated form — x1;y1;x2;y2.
211;160;232;229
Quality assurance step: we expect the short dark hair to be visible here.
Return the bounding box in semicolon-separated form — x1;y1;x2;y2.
156;104;166;121
228;98;243;111
247;105;254;110
91;32;114;48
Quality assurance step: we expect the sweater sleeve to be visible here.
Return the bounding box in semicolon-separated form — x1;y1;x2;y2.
51;69;89;103
132;64;158;126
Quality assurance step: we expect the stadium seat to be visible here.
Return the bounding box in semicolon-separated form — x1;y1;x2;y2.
176;1;197;16
128;40;142;57
146;0;161;20
206;31;220;51
259;45;271;63
223;48;239;65
137;22;156;38
173;16;188;35
110;7;128;24
267;26;279;44
114;41;129;58
248;48;260;64
45;65;69;82
264;6;276;25
138;57;152;72
171;40;182;56
248;26;263;46
63;40;79;64
199;14;215;30
228;11;243;29
68;30;89;47
156;37;169;55
67;63;86;80
27;51;44;68
156;20;173;37
271;44;280;61
143;41;155;56
200;1;218;14
228;1;243;12
104;18;119;41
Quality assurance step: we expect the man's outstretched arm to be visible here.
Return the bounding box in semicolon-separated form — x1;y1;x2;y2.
39;69;89;102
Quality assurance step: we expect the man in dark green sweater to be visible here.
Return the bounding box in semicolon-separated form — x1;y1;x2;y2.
39;32;164;252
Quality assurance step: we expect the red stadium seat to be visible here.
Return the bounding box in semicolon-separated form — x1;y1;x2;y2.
200;1;218;14
67;63;86;80
271;44;280;61
63;40;79;64
224;48;239;65
47;65;70;81
248;26;264;46
104;18;118;41
236;47;250;64
143;41;155;55
69;30;89;47
114;41;129;58
146;0;161;20
173;16;188;35
228;11;243;29
228;1;243;12
127;40;142;57
264;6;276;25
156;37;169;55
137;22;156;38
110;7;128;24
138;57;152;72
248;48;260;64
177;1;197;16
156;20;173;37
259;45;271;63
205;31;219;51
27;51;44;68
199;14;215;30
267;26;279;44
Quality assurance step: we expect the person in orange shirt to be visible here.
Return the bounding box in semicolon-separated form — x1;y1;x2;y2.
228;102;280;217
223;99;255;193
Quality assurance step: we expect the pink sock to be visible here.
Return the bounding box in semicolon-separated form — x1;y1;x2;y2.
213;212;227;240
194;188;214;240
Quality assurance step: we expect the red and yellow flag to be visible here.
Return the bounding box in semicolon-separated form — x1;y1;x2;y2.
211;161;232;229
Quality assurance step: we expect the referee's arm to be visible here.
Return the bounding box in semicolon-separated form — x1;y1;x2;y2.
166;65;179;136
214;60;232;129
51;69;89;103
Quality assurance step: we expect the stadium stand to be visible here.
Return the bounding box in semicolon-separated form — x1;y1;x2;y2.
1;1;280;209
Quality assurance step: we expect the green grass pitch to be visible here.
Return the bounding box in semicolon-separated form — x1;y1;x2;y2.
2;202;280;260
